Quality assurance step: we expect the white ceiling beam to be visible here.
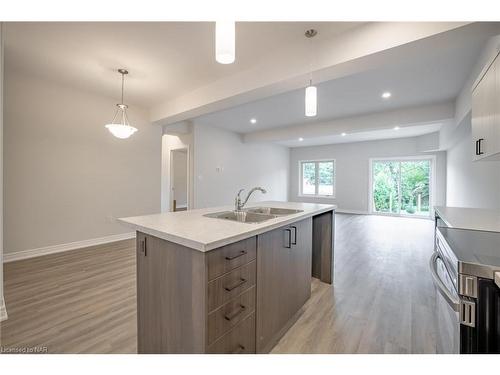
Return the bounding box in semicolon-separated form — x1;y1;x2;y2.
243;101;455;144
150;22;476;125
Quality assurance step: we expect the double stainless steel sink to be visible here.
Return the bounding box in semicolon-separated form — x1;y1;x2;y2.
203;207;303;223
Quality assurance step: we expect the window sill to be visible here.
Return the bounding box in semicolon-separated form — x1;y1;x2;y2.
297;194;336;200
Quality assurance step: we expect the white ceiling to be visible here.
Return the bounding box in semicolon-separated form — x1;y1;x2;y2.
277;123;444;147
4;22;362;108
193;38;487;135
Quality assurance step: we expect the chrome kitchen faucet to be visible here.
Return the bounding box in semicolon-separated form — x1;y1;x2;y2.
234;187;267;211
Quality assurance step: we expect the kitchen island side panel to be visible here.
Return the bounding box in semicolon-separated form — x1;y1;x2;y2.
136;232;207;353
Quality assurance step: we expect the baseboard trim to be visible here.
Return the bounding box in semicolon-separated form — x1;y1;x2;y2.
0;298;7;322
4;232;136;263
335;209;370;215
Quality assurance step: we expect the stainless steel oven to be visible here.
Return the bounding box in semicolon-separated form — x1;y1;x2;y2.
431;225;500;354
430;251;460;353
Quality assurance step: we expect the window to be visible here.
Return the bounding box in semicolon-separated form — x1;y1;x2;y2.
370;158;432;217
299;160;335;198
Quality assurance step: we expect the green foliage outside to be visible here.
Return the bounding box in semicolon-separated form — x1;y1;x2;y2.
303;162;316;185
303;161;334;195
372;160;430;216
318;162;333;185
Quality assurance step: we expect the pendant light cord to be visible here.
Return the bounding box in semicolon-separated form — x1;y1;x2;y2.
309;37;313;85
121;72;125;105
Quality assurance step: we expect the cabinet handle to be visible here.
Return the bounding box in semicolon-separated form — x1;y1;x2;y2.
141;237;147;257
231;344;245;354
284;228;292;248
475;140;479;155
225;250;247;261
478;138;484;155
291;226;297;245
224;304;246;321
224;278;247;292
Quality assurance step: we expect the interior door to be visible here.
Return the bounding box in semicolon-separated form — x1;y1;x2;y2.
170;148;188;211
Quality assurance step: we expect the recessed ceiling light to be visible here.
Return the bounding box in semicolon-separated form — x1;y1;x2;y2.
250;118;257;124
341;132;347;136
382;92;392;99
394;126;400;130
298;137;304;142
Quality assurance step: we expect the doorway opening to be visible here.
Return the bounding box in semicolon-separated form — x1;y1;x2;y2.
369;157;434;218
170;148;189;212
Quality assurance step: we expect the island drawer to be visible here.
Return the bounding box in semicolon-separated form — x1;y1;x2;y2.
208;260;256;312
207;314;256;354
207;237;257;280
207;286;256;345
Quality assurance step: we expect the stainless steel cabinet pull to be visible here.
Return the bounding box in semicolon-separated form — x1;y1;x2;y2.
284;228;292;248
291;226;297;245
231;344;245;354
224;304;246;321
224;278;247;292
225;250;247;261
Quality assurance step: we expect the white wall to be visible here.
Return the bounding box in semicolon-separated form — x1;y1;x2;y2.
290;135;446;214
0;23;6;320
446;120;500;209
4;71;162;255
193;124;289;208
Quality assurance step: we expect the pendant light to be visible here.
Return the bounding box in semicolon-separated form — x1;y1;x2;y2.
105;69;138;139
304;29;318;117
215;21;235;64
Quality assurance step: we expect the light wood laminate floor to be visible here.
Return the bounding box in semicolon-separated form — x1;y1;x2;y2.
0;214;437;354
272;214;437;354
0;240;137;353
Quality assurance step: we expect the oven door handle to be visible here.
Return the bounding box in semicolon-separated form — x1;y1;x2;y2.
429;252;460;312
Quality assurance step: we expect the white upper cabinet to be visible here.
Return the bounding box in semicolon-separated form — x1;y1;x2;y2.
472;50;500;161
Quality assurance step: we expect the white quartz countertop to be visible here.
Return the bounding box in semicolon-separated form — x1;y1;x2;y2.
435;206;500;233
119;201;336;252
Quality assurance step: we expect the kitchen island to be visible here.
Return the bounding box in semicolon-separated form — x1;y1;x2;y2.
119;201;336;354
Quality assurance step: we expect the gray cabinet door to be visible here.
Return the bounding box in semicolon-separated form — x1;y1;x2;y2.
256;218;312;353
136;232;206;353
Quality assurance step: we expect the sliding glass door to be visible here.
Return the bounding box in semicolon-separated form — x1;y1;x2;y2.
371;158;432;217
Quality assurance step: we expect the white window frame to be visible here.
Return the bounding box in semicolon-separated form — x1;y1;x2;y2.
368;155;436;219
298;159;336;199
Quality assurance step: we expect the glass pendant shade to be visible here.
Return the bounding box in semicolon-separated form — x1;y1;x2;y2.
305;85;317;117
105;69;138;139
215;21;235;64
105;104;138;139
